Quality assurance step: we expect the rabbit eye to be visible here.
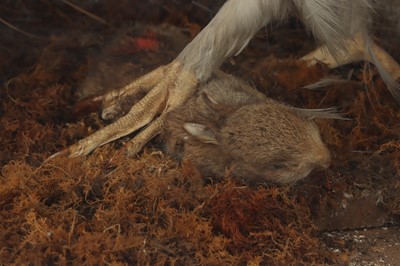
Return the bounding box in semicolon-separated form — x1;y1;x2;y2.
262;161;288;171
270;163;286;170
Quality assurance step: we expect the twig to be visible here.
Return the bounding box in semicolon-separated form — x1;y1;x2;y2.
0;16;47;40
61;0;109;26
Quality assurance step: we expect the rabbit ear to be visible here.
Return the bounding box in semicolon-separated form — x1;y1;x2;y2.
183;123;219;144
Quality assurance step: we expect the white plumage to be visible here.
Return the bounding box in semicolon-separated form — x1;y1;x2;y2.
178;0;399;96
178;0;369;79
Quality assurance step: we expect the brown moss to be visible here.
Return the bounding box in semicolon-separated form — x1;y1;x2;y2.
1;1;399;265
208;183;339;264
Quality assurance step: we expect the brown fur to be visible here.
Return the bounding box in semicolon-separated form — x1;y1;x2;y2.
163;74;331;184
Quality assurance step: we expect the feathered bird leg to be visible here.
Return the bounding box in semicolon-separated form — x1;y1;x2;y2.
301;33;400;100
55;0;291;157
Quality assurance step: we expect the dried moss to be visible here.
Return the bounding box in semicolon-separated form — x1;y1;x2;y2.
1;1;399;265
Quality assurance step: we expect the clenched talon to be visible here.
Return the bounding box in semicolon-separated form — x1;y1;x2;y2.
62;60;197;157
100;64;168;120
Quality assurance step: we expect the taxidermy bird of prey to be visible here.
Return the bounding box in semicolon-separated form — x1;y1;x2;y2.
57;0;400;157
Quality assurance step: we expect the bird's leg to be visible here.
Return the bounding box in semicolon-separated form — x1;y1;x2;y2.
100;64;168;120
301;33;400;95
52;0;284;159
53;61;197;158
54;0;292;159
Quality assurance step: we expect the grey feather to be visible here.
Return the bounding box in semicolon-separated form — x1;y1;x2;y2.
293;0;374;58
292;107;350;120
177;0;399;101
302;76;347;90
177;0;377;82
177;0;291;82
365;36;400;101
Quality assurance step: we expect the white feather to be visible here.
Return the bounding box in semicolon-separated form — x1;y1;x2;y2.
365;36;400;101
177;0;291;82
293;0;374;58
303;76;348;90
177;0;399;100
293;107;350;120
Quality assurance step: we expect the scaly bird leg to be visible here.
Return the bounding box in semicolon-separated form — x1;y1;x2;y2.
53;61;197;158
100;64;168;120
301;33;400;99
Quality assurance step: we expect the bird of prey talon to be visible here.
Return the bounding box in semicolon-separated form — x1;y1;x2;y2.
54;0;400;158
59;60;197;158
